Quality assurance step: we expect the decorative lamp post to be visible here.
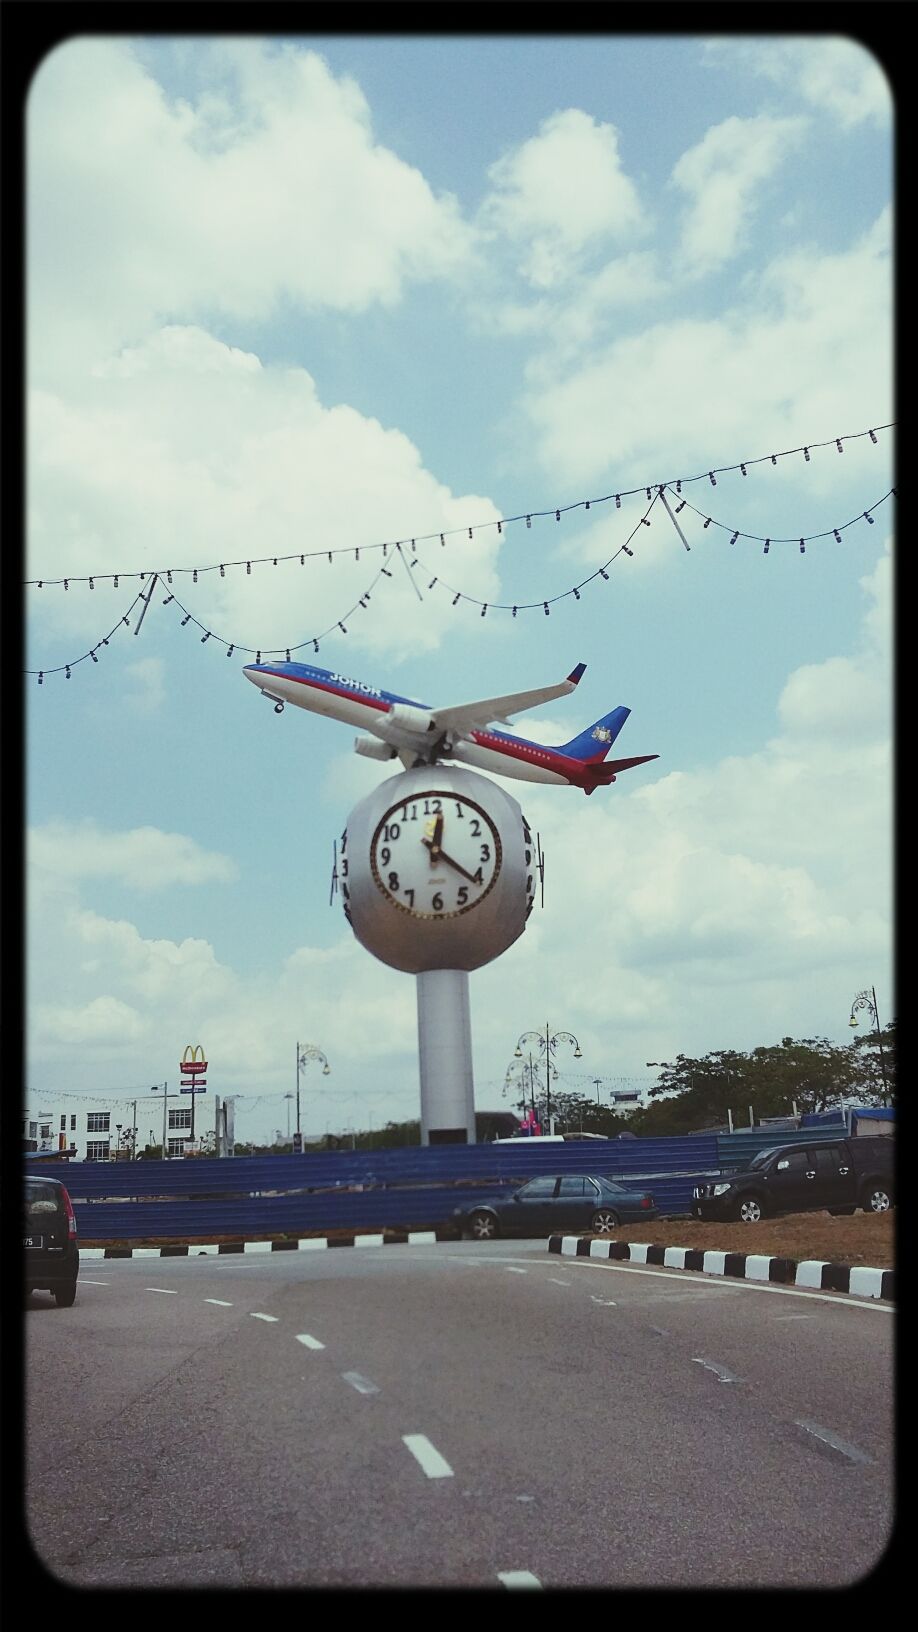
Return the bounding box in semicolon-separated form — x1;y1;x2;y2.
150;1083;169;1158
515;1024;582;1130
296;1043;330;1143
848;987;890;1098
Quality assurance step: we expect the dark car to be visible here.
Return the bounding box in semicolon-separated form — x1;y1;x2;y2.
24;1174;80;1306
691;1136;894;1223
454;1174;657;1240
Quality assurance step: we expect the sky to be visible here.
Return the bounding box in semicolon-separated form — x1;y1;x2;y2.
23;30;894;1150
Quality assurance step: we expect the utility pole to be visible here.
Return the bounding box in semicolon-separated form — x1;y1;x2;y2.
593;1077;603;1106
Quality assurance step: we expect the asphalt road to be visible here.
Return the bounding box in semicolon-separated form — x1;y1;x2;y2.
24;1239;894;1589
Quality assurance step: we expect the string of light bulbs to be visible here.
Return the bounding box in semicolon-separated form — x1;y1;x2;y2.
26;474;896;680
30;586;149;682
406;485;893;613
410;491;656;615
25;419;893;590
662;484;895;555
25;554;397;679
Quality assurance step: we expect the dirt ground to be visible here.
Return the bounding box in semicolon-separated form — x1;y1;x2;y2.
599;1211;895;1269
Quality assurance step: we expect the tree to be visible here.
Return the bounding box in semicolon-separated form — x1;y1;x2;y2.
635;1029;897;1136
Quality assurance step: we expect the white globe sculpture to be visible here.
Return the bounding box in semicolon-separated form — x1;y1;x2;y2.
341;765;536;1143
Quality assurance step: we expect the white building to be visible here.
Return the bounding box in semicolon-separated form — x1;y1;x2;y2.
23;1101;202;1160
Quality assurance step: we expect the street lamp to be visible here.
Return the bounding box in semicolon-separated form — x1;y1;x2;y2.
515;1023;582;1130
593;1077;603;1106
503;1057;537;1123
150;1083;169;1158
296;1043;331;1142
849;987;890;1097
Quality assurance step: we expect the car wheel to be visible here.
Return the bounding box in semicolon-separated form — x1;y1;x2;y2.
468;1210;499;1241
54;1279;77;1308
863;1185;893;1213
828;1207;856;1216
590;1209;620;1234
735;1197;764;1223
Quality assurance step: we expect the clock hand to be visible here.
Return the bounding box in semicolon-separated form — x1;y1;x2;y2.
421;812;445;864
436;848;480;885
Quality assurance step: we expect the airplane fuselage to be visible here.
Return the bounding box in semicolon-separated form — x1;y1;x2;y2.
243;660;657;794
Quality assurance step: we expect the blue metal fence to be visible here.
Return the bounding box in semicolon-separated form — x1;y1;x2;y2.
35;1126;876;1241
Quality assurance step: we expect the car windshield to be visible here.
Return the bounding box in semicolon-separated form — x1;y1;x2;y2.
748;1149;781;1170
598;1178;625;1193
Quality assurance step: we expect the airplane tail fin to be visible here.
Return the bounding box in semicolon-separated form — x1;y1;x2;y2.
559;706;631;763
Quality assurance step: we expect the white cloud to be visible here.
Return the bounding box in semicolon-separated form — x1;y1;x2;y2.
28;327;504;662
671;115;808;275
480;109;646;289
27;38;474;382
33;995;150;1048
521;207;892;488
29;820;238;889
705;38;892;130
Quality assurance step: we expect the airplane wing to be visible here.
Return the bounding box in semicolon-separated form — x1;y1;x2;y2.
431;663;586;737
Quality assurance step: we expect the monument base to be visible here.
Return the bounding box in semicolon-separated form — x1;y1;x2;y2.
416;968;475;1145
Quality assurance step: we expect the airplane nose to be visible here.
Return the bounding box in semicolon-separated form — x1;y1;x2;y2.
243;665;263;686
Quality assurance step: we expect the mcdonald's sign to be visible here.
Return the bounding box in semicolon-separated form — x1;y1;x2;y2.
180;1043;208;1086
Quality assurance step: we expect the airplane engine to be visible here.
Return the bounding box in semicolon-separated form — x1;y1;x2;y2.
386;703;435;736
354;736;398;761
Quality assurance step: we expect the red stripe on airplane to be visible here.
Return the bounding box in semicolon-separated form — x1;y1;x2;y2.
256;671;390;713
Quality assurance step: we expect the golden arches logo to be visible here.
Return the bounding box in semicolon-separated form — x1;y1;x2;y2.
180;1043;207;1072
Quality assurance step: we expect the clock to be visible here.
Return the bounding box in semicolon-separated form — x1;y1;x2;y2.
369;789;502;918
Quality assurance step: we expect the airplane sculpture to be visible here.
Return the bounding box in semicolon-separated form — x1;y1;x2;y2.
243;658;657;795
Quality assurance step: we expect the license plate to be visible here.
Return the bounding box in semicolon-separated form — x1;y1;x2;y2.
24;1235;44;1249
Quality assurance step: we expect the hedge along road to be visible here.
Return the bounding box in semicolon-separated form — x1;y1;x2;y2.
23;1238;893;1589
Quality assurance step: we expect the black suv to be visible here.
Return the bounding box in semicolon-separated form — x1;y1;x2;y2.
691;1137;894;1224
24;1174;80;1306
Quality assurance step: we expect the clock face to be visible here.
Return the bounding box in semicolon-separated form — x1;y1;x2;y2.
369;790;502;918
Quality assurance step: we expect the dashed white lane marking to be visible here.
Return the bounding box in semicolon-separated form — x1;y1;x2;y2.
205;1298;233;1307
342;1372;380;1395
590;1294;617;1306
692;1357;741;1384
498;1570;542;1588
794;1420;874;1464
548;1278;570;1286
402;1434;454;1479
505;1267;528;1274
80;1280;110;1286
296;1334;325;1350
144;1287;178;1295
250;1312;279;1322
773;1313;814;1321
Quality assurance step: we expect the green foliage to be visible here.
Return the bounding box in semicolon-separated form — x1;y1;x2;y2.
634;1029;896;1135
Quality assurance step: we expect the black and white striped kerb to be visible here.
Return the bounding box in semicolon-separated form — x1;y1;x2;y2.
80;1230;444;1258
548;1236;894;1301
